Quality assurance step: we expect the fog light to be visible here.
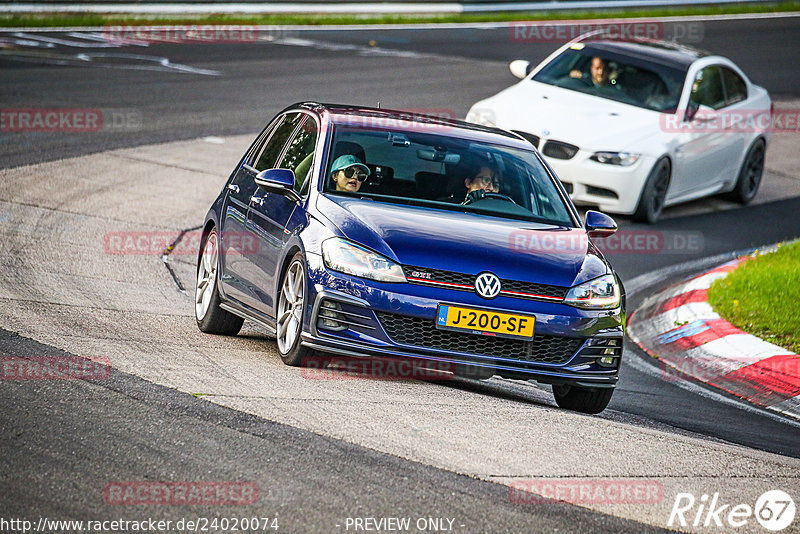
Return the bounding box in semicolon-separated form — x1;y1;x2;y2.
603;348;616;355
599;356;616;366
318;300;346;331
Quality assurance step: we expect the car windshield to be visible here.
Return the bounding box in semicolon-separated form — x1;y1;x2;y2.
532;46;687;112
323;125;576;227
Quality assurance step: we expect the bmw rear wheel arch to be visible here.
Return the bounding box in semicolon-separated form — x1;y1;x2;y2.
276;252;314;366
552;384;614;414
725;138;765;204
195;227;244;336
632;157;671;224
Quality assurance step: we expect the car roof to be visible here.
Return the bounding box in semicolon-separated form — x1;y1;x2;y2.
284;102;533;150
578;39;711;70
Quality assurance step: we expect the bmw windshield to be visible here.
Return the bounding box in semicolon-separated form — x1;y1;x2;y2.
323;125;577;227
533;45;687;112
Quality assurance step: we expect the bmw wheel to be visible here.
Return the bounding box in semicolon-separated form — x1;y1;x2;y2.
276;252;314;366
725;139;765;204
195;227;244;335
632;158;670;224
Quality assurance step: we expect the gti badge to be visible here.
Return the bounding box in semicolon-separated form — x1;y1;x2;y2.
474;272;501;299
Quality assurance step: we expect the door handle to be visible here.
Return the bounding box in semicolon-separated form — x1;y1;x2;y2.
227;184;240;193
250;195;264;206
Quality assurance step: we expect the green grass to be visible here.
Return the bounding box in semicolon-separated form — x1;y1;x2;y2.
708;241;800;354
1;1;799;27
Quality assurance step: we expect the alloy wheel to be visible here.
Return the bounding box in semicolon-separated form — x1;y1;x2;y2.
277;260;305;354
195;231;218;320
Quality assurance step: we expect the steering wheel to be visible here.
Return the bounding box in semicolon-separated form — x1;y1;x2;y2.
463;190;518;206
483;192;517;204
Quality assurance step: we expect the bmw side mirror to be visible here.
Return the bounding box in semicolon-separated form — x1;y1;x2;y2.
255;168;300;201
585;210;618;237
509;60;532;80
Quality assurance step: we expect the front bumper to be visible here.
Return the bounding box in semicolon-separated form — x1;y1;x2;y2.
545;151;656;215
302;254;623;388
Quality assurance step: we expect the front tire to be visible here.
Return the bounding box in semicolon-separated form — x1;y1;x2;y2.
276;253;314;366
553;384;614;414
632;158;670;224
725;139;765;204
195;228;244;335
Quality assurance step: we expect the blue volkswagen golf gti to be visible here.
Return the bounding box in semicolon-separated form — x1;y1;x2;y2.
195;102;625;413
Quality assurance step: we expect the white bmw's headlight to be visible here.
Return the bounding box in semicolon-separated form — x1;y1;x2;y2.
564;274;620;309
465;108;496;127
321;237;406;283
590;151;640;166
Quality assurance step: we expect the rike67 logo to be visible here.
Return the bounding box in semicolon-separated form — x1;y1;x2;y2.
668;490;795;531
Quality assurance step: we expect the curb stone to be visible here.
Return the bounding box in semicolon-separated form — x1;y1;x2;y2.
627;254;800;421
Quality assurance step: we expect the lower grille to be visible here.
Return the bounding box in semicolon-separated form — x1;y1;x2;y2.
377;312;583;365
586;185;618;199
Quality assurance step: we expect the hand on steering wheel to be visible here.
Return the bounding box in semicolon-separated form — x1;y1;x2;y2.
462;190;517;206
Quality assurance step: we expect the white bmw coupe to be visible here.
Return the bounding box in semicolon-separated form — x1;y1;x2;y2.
466;37;771;223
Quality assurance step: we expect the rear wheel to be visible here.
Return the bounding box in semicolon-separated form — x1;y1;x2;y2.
195;228;244;335
725;139;765;204
276;253;314;366
552;384;614;414
632;158;670;224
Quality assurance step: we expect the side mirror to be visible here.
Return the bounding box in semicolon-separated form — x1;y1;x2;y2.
254;168;300;201
509;60;532;80
585;210;618;238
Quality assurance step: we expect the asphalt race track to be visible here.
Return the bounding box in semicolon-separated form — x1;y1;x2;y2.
1;14;799;533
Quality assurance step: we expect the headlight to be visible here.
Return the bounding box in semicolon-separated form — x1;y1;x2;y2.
321;237;406;283
564;274;620;309
590;151;640;166
465;108;496;127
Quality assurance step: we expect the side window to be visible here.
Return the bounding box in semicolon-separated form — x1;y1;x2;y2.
721;67;747;106
244;119;279;165
277;116;318;196
252;112;303;171
690;66;726;110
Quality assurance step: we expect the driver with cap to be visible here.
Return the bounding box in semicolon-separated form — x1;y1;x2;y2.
330;154;370;193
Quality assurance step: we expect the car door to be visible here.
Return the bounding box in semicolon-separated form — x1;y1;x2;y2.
218;118;281;305
246;114;318;316
671;65;741;197
717;66;750;181
223;112;304;310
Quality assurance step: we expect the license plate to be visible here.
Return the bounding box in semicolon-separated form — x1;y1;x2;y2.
435;305;535;340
